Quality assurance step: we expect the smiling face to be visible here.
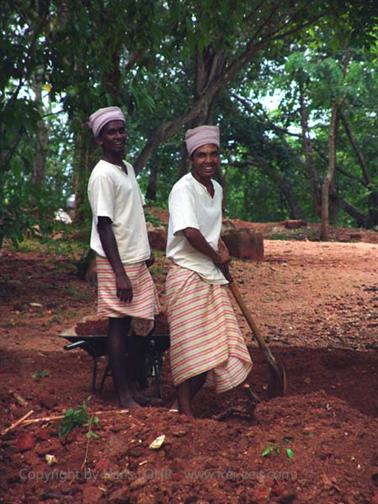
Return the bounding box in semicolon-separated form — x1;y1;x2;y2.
191;143;220;185
96;120;127;156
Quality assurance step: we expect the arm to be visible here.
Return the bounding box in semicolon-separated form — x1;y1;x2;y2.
97;216;133;302
183;227;232;281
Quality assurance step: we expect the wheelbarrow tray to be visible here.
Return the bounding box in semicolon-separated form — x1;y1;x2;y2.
59;329;170;396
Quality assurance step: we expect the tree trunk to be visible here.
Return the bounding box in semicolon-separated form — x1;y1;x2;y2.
245;155;305;219
337;197;369;227
145;159;158;201
340;112;370;185
340;112;378;226
299;84;322;216
179;145;191;178
133;1;315;175
320;105;339;241
72;126;92;224
31;79;48;187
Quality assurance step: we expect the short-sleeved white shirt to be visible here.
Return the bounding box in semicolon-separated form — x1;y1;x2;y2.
166;173;228;285
87;159;151;264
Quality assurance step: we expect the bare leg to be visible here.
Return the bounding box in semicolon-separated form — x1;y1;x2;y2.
190;372;207;400
127;333;149;402
175;372;207;417
176;380;193;417
108;317;140;409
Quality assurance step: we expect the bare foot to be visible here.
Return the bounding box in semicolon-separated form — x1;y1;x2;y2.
169;398;179;412
132;391;151;406
119;396;142;409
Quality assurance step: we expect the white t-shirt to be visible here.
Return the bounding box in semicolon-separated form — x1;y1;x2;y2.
166;173;228;285
88;159;151;264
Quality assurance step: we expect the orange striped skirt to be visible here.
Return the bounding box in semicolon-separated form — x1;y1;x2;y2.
166;264;252;393
96;256;160;324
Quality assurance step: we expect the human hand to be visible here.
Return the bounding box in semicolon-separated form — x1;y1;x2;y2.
219;262;233;283
115;272;133;302
215;239;230;265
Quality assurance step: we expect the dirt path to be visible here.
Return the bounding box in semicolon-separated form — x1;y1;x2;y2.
0;237;377;503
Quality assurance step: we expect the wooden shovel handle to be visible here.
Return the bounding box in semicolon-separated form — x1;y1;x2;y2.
229;282;275;360
228;280;287;397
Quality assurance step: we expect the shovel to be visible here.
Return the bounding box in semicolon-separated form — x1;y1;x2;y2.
228;280;287;398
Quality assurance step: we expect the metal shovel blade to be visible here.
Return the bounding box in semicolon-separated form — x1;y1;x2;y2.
228;282;287;398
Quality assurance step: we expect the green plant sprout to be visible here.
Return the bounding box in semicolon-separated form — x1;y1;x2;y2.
58;397;100;440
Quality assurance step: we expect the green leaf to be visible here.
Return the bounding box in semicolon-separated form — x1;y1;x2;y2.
32;370;50;381
86;430;100;440
261;446;273;457
286;448;294;459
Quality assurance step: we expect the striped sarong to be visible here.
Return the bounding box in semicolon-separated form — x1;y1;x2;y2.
166;264;252;393
96;256;160;325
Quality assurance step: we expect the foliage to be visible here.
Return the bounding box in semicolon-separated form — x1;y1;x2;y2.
31;370;49;381
144;208;163;227
1;0;377;247
58;397;100;440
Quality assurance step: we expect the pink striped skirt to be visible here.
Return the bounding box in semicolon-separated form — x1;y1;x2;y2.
96;256;160;323
166;264;252;393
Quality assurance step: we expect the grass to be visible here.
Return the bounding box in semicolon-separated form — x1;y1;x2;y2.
64;284;92;301
269;227;320;241
14;236;87;258
150;264;167;276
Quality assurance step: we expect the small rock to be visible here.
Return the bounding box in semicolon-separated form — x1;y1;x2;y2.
303;426;315;435
184;496;199;504
16;433;35;452
35;429;50;441
39;397;58;410
321;473;336;488
373;454;378;466
172;429;188;437
128;446;144;457
250;485;271;503
47;438;62;452
371;493;378;504
136;493;156;504
130;476;148;491
95;458;110;472
108;487;130;503
35;441;51;456
82;485;103;503
45;453;58;466
278;493;296;504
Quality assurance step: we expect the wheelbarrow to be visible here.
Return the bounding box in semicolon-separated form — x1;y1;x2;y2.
60;325;170;398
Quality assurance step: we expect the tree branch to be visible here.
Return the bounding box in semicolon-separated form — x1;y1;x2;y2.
2;10;50;115
134;3;328;173
337;197;369;227
340;112;370;185
124;50;144;74
231;93;302;138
